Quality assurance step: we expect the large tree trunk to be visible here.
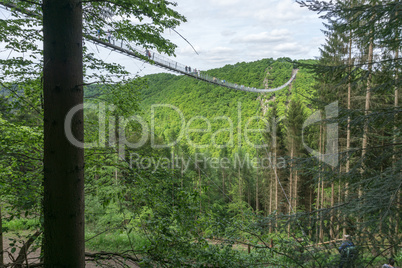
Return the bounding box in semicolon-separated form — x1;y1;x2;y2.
43;0;84;266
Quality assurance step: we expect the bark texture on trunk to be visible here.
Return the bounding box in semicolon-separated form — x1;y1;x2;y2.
0;205;3;267
43;0;84;266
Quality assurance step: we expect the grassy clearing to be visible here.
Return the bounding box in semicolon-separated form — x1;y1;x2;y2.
3;217;148;253
3;217;39;232
85;230;149;252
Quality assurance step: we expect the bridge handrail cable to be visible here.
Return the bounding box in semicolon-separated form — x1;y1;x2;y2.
87;34;298;93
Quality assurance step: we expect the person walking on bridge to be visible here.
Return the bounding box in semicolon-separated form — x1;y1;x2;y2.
107;31;111;43
145;49;151;59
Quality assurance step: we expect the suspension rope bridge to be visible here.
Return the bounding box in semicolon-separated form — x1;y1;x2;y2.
0;1;298;93
86;34;298;93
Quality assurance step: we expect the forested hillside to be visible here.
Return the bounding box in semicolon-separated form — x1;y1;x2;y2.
139;58;316;157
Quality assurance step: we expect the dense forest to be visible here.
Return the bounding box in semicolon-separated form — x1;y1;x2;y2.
0;0;401;267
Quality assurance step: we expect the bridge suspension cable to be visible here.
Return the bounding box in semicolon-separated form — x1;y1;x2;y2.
87;35;298;93
0;1;298;93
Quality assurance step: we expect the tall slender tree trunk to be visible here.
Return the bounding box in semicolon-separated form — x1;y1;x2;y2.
207;175;210;207
172;151;175;206
338;180;341;238
262;175;266;215
320;178;325;241
198;166;201;212
0;205;3;267
358;32;374;243
248;182;251;207
330;181;334;239
274;147;278;228
256;173;259;212
238;165;244;217
289;145;294;214
393;47;399;239
222;168;225;200
294;169;298;210
316;124;322;243
269;172;273;215
294;168;299;236
264;179;268;217
288;145;294;236
269;171;273;233
344;28;353;237
320;124;325;242
310;185;313;236
43;0;84;266
361;37;373;183
181;153;184;188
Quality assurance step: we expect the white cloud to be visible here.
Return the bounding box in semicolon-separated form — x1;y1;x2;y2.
208;0;242;7
221;30;236;37
272;42;309;54
169;0;324;66
202;47;239;65
209;46;236;54
241;0;319;25
179;45;203;55
232;29;291;44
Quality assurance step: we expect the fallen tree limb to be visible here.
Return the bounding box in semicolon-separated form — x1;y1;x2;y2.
85;251;141;263
14;230;42;268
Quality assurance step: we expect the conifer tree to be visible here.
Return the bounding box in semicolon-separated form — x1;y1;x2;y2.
297;0;401;261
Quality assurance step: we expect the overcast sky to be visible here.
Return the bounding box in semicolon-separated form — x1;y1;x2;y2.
87;0;325;77
107;0;325;76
